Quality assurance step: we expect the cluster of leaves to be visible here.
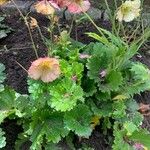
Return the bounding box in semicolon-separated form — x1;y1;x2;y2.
0;16;12;39
0;27;150;149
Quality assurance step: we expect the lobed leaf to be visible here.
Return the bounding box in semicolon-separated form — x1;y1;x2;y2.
64;104;93;137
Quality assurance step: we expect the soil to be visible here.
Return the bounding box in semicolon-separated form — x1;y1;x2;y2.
0;11;150;150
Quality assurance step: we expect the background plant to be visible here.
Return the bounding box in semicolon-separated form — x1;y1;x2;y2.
0;16;12;39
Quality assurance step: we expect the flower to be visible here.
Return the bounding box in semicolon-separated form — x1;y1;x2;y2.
30;17;38;29
63;0;91;14
116;0;141;22
48;0;64;9
28;57;61;83
34;1;55;15
0;0;8;5
40;0;91;14
133;143;148;150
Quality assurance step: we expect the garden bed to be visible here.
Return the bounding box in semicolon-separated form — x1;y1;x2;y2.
0;2;150;150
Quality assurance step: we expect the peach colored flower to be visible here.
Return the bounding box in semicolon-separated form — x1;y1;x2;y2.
63;0;91;14
28;57;60;83
34;1;55;15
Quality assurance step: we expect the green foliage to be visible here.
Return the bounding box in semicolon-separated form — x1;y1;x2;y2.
0;128;6;149
113;122;134;150
0;16;12;39
99;70;123;92
64;104;93;137
0;63;6;92
60;60;84;83
29;109;69;149
49;78;84;111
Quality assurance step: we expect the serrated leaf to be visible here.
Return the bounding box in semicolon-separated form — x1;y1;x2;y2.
95;91;111;101
49;78;84;112
113;100;126;119
125;99;143;127
99;71;123;92
0;110;9;123
30;109;69;149
123;121;138;136
87;52;108;83
0;87;16;110
64;104;93;137
81;77;97;97
60;60;84;82
113;122;134;150
15;94;31;117
89;101;113;117
130;63;150;82
0;128;6;148
113;94;128;100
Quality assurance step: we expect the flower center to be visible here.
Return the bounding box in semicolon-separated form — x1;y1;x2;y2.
121;6;132;15
40;61;52;70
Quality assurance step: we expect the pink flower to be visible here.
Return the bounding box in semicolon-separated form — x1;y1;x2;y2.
48;0;63;9
28;57;60;83
79;53;91;59
133;143;147;150
63;0;91;14
39;0;91;14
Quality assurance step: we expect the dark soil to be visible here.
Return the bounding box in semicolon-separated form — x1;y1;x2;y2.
0;11;149;150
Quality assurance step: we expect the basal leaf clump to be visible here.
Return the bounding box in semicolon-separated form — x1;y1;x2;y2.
0;0;150;149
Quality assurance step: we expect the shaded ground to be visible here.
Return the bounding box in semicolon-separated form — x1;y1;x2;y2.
0;11;150;150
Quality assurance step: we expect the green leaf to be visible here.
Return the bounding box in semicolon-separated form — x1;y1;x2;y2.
0;87;16;110
123;121;138;136
86;32;109;45
112;100;126;119
113;122;134;150
122;63;150;96
99;71;123;92
0;63;6;92
49;78;84;112
0;128;6;148
89;101;113;117
98;28;126;47
30;109;69;149
28;79;48;100
130;63;150;81
87;51;108;83
126;99;143;127
64;104;93;137
81;77;97;97
129;129;150;149
60;60;84;82
15;133;29;150
45;142;61;150
14;94;32;118
0;30;7;39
